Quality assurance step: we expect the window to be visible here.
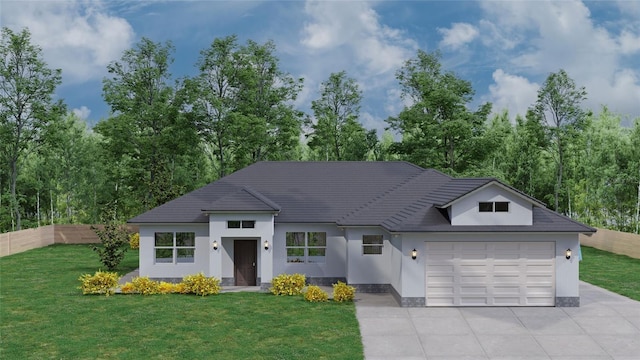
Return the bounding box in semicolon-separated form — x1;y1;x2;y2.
479;202;494;212
241;220;255;228
495;202;509;212
154;232;195;264
227;220;255;229
479;201;510;212
286;232;326;263
363;235;383;255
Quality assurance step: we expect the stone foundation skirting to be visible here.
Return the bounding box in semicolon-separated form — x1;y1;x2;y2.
306;277;347;286
149;277;182;283
389;286;425;307
556;297;580;307
351;284;390;293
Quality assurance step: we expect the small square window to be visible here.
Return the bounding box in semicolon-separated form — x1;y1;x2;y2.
479;202;493;212
227;221;241;228
363;235;383;255
495;202;509;212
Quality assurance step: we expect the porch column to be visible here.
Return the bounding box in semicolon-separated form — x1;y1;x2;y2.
209;218;222;279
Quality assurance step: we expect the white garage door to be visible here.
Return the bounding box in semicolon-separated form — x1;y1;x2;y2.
425;242;555;306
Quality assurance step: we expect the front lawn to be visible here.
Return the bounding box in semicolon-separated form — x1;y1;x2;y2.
0;245;363;359
579;245;640;301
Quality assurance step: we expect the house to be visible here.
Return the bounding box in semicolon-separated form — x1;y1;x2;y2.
129;161;595;307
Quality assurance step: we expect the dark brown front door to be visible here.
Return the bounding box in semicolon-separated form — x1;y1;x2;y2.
234;240;257;286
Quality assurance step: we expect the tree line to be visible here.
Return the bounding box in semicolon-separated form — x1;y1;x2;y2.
1;27;639;233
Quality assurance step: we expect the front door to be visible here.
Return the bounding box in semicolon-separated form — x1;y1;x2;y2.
234;240;257;286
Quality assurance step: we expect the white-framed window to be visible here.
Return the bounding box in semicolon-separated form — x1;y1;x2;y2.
227;220;256;229
479;201;509;212
362;235;383;255
286;232;326;263
154;232;195;264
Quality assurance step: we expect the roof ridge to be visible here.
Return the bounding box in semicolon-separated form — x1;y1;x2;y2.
338;170;429;224
337;169;448;224
240;186;281;211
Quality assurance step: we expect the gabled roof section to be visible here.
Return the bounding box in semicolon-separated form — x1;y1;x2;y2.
337;169;451;226
203;187;280;213
382;205;595;233
432;178;546;208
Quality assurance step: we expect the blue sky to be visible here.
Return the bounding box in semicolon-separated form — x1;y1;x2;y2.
2;0;639;133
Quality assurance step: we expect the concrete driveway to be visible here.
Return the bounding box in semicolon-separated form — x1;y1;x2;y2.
355;282;640;360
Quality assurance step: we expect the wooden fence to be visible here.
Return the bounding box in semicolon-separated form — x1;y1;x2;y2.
0;224;138;257
580;228;640;259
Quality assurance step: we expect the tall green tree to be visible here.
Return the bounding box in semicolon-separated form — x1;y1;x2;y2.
184;35;241;179
185;37;303;175
0;27;65;230
99;38;201;218
532;69;587;211
232;39;304;168
386;50;491;174
306;71;375;161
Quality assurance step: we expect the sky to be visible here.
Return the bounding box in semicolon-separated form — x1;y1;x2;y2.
1;0;639;134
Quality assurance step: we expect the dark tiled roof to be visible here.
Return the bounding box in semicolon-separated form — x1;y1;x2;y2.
128;161;595;233
203;187;280;212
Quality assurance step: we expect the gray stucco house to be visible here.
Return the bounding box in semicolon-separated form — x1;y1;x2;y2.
129;161;594;307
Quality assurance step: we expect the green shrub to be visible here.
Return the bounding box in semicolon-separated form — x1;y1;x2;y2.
304;285;328;302
332;281;356;303
270;273;306;296
181;273;221;296
129;233;140;250
91;216;130;271
78;271;120;296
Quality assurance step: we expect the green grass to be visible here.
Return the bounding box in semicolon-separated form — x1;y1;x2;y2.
579;245;640;301
0;245;363;359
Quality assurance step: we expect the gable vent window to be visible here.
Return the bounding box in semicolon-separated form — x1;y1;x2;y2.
495;202;509;212
227;220;255;229
479;201;510;212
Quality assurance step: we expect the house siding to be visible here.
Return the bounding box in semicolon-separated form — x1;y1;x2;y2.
451;185;533;226
139;224;210;279
273;223;346;280
344;227;392;285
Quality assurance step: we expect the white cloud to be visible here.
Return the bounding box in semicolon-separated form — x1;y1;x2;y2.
487;69;539;119
619;30;640;54
1;0;135;84
438;23;479;50
72;106;91;120
300;0;416;76
477;0;640;118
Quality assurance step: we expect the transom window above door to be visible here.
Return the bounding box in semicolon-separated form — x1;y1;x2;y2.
227;220;256;229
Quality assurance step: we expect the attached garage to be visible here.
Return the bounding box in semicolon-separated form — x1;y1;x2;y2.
425;242;555;306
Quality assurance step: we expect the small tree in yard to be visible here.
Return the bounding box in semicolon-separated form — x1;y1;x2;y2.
91;215;130;271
